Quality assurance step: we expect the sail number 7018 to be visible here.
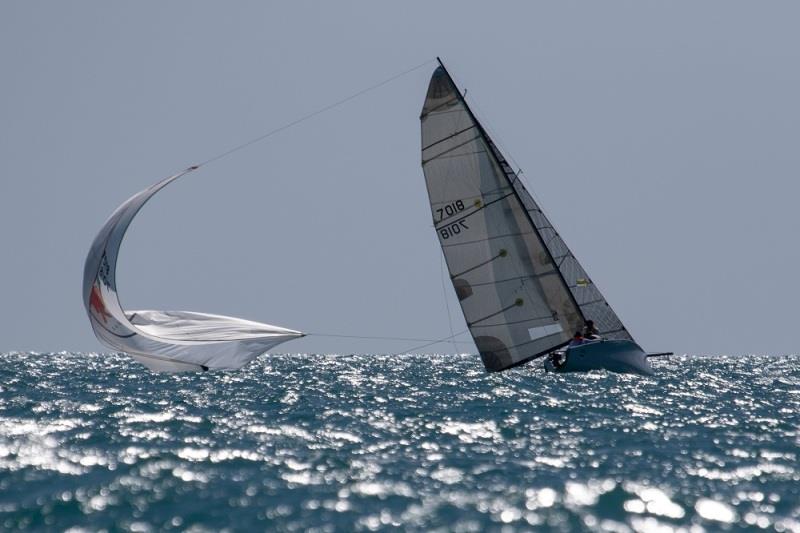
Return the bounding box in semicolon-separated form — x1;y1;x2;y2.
435;200;469;239
435;200;465;222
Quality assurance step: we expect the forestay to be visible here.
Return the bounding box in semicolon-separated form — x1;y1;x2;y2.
83;167;303;372
420;61;632;372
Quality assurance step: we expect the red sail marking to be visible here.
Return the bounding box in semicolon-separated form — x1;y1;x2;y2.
90;283;111;324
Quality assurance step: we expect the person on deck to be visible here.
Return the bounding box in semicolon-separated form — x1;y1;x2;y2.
569;331;585;347
583;320;600;340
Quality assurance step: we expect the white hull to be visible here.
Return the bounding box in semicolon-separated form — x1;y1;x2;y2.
543;339;654;376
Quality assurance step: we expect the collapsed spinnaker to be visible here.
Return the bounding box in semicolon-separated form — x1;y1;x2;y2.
83;167;303;372
420;60;635;372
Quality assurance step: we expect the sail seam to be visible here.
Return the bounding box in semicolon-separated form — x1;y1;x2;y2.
424;150;488;163
422;125;477;152
422;135;483;165
430;187;510;205
467;300;523;327
574;297;605;306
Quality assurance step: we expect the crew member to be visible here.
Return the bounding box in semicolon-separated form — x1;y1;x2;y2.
569;331;585;347
583;320;600;340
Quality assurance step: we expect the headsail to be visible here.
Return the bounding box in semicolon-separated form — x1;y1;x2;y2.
83;167;303;372
420;60;632;372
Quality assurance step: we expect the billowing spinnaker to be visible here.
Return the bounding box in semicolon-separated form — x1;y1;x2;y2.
420;63;632;372
83;167;303;372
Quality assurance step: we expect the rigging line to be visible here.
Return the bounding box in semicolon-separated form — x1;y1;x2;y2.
195;58;436;168
389;329;470;357
306;332;472;344
430;186;510;205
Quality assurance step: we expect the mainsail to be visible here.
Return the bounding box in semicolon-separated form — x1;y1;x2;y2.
420;60;633;372
83;167;303;372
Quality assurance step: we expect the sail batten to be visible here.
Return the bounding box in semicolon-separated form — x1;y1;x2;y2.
420;60;633;372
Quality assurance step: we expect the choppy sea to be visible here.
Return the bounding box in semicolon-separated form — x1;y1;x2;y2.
0;352;798;532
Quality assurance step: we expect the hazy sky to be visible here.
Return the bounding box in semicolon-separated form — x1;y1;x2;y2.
2;2;798;357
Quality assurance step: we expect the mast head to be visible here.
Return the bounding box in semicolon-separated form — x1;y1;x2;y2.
421;65;459;119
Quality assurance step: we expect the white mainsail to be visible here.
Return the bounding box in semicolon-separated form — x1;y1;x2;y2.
420;60;633;372
83;167;303;372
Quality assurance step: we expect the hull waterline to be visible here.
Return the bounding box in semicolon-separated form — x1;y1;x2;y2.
544;339;654;376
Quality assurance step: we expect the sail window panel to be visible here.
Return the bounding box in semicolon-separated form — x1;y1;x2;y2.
528;323;564;339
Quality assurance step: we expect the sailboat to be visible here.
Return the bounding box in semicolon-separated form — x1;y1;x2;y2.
420;59;655;375
83;167;303;372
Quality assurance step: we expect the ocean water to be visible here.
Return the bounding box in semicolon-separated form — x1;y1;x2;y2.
0;352;798;532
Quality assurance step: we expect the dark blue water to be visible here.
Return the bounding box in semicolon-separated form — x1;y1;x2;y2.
1;352;798;531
